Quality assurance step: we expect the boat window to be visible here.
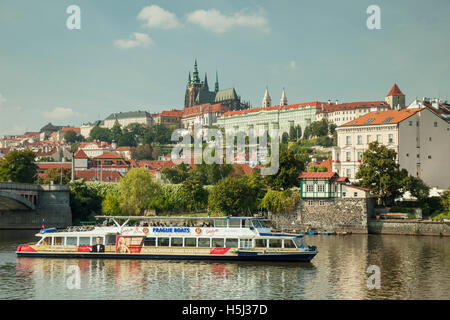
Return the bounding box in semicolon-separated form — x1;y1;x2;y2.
79;237;91;245
293;237;303;248
252;220;263;228
198;238;211;247
212;238;225;247
66;237;77;246
225;238;238;248
158;237;170;247
42;237;50;246
171;238;183;247
269;239;282;248
239;239;252;249
184;238;197;247
144;237;156;246
53;237;63;246
254;239;267;248
283;239;296;248
214;220;227;228
243;219;252;228
105;235;117;245
229;219;241;228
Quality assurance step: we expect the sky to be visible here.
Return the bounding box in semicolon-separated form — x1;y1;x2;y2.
1;0;450;136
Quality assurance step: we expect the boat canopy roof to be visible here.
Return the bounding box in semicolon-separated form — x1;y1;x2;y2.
94;216;269;220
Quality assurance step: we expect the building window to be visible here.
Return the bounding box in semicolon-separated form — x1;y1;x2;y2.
388;134;394;143
434;122;438;127
308;200;313;206
306;185;314;192
346;152;351;161
317;185;325;192
376;134;381;142
428;155;432;159
346;136;351;145
367;135;371;143
406;153;409;157
416;121;419;126
346;169;351;177
357;151;363;161
343;192;346;197
429;137;432;141
408;121;412;126
319;200;325;206
357;135;362;145
354;192;358;197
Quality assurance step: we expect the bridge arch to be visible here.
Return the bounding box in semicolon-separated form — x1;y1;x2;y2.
0;191;36;211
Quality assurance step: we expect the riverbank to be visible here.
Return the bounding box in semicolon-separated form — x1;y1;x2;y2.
368;219;450;236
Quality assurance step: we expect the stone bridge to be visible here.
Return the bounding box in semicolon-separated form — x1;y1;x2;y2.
0;182;72;229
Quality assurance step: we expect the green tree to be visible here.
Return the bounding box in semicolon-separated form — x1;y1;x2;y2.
439;188;450;213
37;156;54;162
181;176;208;211
42;168;72;185
89;126;112;143
102;188;122;216
264;149;309;190
69;180;103;222
403;175;430;203
117;129;137;147
118;168;163;215
356;142;408;206
261;189;300;214
162;163;190;184
64;130;84;144
308;164;328;172
0;150;38;183
208;177;256;216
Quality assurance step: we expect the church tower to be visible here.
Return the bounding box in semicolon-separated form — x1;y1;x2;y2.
184;59;206;109
385;83;405;109
262;87;272;108
280;88;288;106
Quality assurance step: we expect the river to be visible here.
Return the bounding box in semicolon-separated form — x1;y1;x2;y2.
0;230;449;300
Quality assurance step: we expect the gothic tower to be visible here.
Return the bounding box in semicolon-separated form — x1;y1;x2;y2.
184;59;207;109
262;87;272;108
385;83;405;109
280;88;288;106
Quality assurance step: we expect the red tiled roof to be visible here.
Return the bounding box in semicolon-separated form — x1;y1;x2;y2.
317;101;390;114
137;160;176;171
75;170;122;182
224;101;326;117
340;108;423;127
37;163;72;170
115;146;131;151
79;141;111;149
74;149;88;159
307;159;332;172
299;172;338;179
345;184;370;191
183;103;229;118
386;84;405;97
60;127;81;132
156;110;183;118
336;176;349;182
94;152;123;159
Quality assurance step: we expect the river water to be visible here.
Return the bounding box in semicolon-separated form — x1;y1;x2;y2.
0;230;449;300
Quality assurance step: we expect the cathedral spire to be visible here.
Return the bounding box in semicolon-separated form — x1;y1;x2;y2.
192;59;201;84
188;72;191;84
262;87;272;108
280;88;288;106
215;70;219;93
204;73;209;90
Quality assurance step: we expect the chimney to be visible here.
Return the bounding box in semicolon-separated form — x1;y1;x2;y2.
335;99;339;105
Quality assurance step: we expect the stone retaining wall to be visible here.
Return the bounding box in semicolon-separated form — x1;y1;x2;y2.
368;220;450;236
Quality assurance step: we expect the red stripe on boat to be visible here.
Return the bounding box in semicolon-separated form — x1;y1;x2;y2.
209;247;231;255
17;245;37;253
77;245;92;252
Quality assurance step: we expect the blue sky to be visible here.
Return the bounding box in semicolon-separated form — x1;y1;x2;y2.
1;0;450;136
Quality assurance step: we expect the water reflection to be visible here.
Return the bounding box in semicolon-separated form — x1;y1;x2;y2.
2;233;449;299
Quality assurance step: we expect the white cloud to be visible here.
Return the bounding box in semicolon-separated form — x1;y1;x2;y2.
114;32;153;49
44;107;79;119
290;61;296;69
138;5;180;29
186;9;269;33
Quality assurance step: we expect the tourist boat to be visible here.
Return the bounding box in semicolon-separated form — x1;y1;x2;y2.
16;216;318;262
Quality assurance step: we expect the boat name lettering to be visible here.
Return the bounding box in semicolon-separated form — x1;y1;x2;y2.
152;227;190;233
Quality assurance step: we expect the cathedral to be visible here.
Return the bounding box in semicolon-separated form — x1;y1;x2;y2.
184;60;251;110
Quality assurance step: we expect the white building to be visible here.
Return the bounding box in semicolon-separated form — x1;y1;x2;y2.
332;107;450;190
103;110;153;129
181;103;230;133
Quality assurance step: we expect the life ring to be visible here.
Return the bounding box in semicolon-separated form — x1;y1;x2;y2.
142;227;149;234
195;227;201;234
